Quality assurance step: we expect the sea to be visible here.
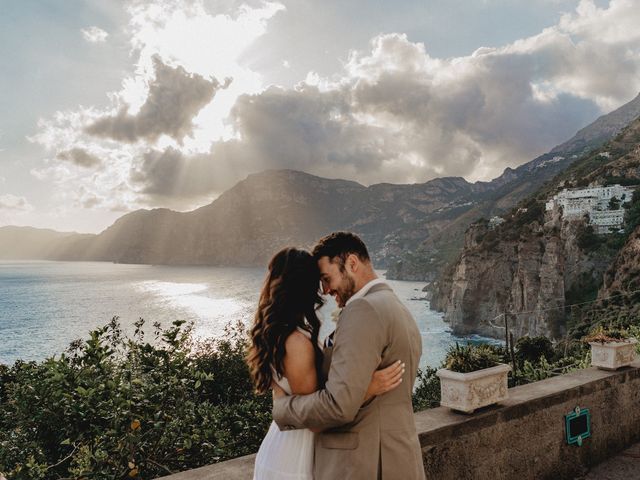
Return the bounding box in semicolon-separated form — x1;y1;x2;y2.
0;261;500;368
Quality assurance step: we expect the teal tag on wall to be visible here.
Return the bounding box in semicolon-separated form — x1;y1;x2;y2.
565;406;591;446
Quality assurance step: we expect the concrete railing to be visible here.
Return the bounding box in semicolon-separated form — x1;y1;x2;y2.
158;361;640;479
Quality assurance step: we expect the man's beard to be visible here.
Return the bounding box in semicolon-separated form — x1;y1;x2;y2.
336;273;356;307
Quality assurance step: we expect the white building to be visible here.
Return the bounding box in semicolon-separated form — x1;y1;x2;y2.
545;184;635;234
488;216;505;229
590;209;626;234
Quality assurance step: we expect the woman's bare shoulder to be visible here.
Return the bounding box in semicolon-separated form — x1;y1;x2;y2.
284;330;314;355
283;329;317;394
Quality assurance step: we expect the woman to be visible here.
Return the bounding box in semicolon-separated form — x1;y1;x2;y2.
247;247;403;479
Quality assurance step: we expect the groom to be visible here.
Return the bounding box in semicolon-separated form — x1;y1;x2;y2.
272;232;425;479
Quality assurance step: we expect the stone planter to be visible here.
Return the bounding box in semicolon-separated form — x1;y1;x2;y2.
436;363;511;414
589;338;638;370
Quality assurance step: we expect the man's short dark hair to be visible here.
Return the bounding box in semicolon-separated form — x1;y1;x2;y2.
312;231;370;266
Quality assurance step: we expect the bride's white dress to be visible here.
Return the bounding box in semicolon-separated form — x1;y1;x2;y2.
253;330;315;480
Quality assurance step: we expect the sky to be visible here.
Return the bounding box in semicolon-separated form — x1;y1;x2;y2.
1;0;639;233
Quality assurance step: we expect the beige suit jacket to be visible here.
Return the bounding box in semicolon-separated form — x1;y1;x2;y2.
272;283;425;480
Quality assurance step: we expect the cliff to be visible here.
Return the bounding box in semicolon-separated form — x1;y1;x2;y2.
431;116;640;339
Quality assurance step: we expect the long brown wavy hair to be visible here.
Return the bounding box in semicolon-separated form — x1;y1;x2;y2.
247;247;324;394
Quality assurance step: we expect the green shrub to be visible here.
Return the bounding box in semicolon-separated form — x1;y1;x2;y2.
583;325;631;343
411;367;440;412
514;336;555;367
0;318;271;479
443;344;501;373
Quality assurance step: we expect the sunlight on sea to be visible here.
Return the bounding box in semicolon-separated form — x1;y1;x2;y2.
134;281;248;339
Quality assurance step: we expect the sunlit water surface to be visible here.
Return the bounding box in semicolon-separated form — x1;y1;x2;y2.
0;261;500;368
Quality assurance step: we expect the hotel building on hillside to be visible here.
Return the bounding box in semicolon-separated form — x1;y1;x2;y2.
545;184;636;234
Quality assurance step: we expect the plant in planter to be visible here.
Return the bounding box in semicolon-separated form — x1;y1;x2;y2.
583;325;638;370
436;344;511;414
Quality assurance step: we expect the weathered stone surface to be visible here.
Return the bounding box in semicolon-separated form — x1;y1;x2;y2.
581;441;640;479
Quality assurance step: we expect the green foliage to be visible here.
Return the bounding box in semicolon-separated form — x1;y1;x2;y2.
411;367;440;412
631;326;640;355
510;338;590;385
576;223;600;251
565;272;601;308
513;336;554;367
443;344;501;373
517;354;591;383
0;318;272;479
583;324;630;343
603;176;640;187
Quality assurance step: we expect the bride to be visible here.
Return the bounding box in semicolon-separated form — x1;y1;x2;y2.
247;247;404;479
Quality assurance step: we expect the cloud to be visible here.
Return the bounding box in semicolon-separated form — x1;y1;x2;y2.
180;31;603;187
199;0;640;186
0;194;33;212
130;147;222;198
85;55;230;144
56;148;103;168
30;0;640;209
29;0;284;213
81;26;109;43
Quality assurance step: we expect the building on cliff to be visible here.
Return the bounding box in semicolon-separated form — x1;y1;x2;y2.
545;184;636;233
489;216;505;229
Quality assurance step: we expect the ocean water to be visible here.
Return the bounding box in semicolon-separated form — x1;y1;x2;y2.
0;261;498;368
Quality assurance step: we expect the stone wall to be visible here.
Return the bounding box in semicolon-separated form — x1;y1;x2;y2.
157;362;640;480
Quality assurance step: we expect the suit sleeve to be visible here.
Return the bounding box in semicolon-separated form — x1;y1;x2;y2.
272;299;386;431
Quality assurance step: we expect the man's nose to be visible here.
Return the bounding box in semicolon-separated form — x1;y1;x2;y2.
321;283;329;294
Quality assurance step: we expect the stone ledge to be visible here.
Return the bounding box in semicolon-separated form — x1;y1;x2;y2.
157;362;640;479
157;454;256;479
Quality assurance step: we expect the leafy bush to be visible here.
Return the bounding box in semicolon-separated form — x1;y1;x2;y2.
517;354;591;383
583;325;631;344
443;344;501;373
513;336;555;367
411;367;440;412
0;318;272;479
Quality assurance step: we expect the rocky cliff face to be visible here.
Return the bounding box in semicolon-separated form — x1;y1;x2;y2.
432;116;640;339
432;209;607;339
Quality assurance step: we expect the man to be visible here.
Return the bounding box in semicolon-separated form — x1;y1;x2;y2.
272;232;425;480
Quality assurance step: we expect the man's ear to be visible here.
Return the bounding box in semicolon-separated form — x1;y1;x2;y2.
346;253;358;273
